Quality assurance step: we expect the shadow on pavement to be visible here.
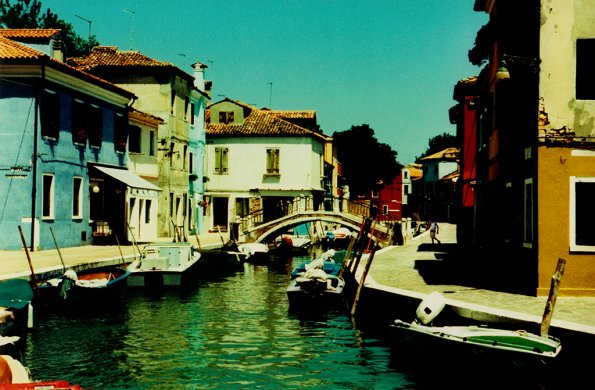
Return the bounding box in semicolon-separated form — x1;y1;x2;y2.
413;243;534;295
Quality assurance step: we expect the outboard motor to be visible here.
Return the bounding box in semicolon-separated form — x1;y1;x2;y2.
414;291;446;325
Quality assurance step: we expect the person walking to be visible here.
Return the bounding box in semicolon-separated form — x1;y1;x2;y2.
429;219;440;245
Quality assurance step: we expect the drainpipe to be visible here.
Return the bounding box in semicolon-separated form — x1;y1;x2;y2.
30;63;45;251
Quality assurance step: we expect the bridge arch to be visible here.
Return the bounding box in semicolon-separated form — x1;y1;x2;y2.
255;214;362;244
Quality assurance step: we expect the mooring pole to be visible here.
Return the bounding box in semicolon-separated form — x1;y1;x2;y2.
18;225;40;297
540;257;566;336
351;246;377;316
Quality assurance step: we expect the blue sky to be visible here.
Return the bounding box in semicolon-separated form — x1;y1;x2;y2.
41;0;487;164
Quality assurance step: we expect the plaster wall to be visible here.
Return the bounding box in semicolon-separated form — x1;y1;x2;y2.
540;0;595;137
537;146;595;296
206;136;324;192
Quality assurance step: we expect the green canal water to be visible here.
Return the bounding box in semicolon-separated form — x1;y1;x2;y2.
12;250;581;389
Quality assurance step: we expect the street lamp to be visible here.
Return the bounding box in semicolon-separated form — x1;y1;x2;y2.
496;54;540;80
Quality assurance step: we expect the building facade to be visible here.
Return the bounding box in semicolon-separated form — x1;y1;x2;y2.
464;0;595;296
0;29;141;250
205;99;330;235
70;47;210;238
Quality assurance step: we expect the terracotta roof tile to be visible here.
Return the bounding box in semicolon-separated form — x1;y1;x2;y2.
0;29;61;39
207;104;328;141
70;46;191;82
420;147;459;161
0;36;134;99
0;36;44;60
266;110;317;120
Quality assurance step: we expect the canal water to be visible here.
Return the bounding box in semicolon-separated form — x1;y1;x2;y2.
12;249;581;389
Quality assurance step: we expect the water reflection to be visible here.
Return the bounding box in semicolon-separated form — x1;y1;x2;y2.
20;251;413;389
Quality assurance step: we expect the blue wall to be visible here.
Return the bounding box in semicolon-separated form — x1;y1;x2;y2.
0;77;129;250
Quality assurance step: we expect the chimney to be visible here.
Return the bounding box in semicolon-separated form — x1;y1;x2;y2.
191;61;208;91
51;35;64;62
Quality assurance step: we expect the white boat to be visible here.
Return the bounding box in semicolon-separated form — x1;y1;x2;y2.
237;243;269;262
127;242;202;287
286;267;345;308
389;292;562;362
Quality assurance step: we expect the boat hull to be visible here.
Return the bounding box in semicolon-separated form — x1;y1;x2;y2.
389;320;562;366
286;276;345;309
37;266;129;306
127;243;202;287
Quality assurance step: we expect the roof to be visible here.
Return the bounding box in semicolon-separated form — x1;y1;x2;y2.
129;107;164;125
420;147;459;161
406;166;423;179
69;46;193;81
0;33;135;99
0;29;61;39
441;169;459;182
265;110;317;120
207;100;329;141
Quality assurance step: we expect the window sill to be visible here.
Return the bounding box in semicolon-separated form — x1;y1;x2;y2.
264;173;280;178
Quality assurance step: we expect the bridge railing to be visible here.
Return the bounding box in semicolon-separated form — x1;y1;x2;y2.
237;196;401;233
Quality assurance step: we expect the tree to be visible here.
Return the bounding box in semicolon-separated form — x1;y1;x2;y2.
415;132;458;162
333;124;402;197
0;0;99;57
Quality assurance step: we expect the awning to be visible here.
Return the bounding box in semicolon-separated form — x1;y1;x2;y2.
93;166;161;194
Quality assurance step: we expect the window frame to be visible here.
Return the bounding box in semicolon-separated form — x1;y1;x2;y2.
128;125;142;153
570;176;595;252
41;89;60;140
266;148;280;175
523;178;534;248
214;146;229;174
72;176;83;219
72;99;87;145
576;39;595;100
42;173;55;220
88;104;103;148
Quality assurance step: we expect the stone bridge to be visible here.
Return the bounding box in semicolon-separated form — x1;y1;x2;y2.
238;198;398;246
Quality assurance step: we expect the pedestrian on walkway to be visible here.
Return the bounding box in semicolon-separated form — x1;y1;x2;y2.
429;219;440;245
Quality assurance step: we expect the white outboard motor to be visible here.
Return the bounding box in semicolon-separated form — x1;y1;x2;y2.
414;291;446;325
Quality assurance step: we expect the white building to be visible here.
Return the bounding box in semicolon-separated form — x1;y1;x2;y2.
204;99;331;235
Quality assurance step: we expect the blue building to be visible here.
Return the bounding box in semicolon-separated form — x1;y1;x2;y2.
0;29;154;250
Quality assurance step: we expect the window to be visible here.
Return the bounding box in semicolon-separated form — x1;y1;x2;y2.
403;171;409;179
41;90;60;139
266;148;280;174
523;178;533;248
382;205;388;215
576;39;595;100
72;177;83;219
189;152;194;174
214;147;229;174
371;190;379;198
219;111;234;124
404;184;410;194
169;142;175;167
42;174;55;219
145;199;152;223
129;125;141;153
72;100;87;145
185;97;189;120
235;198;250;217
190;103;196;125
170;89;175;115
149;131;155;156
89;105;103;148
114;113;128;153
183;145;188;171
570;177;595;251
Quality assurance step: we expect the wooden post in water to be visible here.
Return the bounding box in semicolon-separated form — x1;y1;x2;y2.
351;246;377;316
49;227;66;272
540;257;566;336
17;225;39;297
338;235;357;278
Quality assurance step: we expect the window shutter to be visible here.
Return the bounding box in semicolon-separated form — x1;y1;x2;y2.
221;147;229;173
214;147;221;174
